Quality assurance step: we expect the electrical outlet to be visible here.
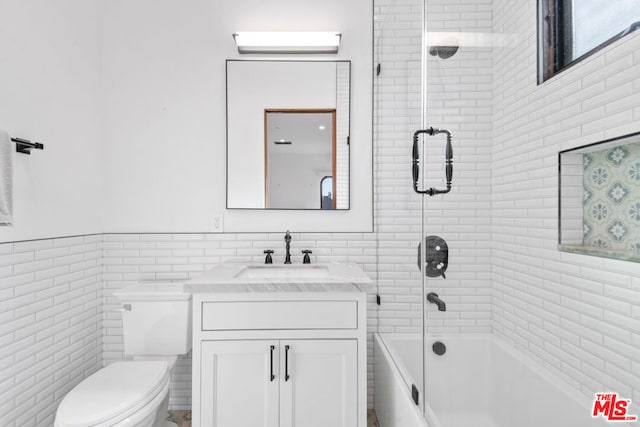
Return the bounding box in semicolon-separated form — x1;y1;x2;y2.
212;215;223;232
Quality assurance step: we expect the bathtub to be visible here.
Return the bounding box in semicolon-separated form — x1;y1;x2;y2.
374;333;634;427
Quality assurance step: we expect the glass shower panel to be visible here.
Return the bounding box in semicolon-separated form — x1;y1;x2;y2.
374;0;427;411
421;0;493;425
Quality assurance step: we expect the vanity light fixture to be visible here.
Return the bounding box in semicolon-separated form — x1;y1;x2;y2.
233;31;342;54
274;140;293;145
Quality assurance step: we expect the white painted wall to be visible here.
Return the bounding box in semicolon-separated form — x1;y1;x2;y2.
0;0;103;243
101;0;372;233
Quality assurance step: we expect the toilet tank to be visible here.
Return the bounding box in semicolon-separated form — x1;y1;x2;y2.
113;283;192;355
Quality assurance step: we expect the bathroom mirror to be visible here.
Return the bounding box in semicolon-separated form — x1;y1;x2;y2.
226;60;351;210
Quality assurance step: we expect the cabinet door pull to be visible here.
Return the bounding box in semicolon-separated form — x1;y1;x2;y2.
284;345;290;381
269;345;275;381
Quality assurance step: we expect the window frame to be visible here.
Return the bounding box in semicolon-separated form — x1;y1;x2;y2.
538;0;640;83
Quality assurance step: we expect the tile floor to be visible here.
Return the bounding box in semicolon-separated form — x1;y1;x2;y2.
167;409;380;426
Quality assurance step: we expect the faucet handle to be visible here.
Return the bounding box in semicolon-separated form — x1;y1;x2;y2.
264;249;274;264
302;250;312;264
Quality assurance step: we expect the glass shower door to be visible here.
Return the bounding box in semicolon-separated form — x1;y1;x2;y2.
420;0;494;425
374;0;427;414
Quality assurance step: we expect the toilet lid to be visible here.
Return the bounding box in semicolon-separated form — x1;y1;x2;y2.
56;361;169;427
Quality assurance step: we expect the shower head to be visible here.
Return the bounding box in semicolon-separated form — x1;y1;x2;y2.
428;44;459;59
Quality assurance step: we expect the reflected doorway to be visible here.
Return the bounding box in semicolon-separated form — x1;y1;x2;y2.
264;109;337;209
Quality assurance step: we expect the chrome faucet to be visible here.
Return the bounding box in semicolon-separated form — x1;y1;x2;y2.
427;292;446;312
284;231;292;264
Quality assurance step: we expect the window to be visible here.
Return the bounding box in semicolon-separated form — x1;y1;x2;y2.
538;0;639;82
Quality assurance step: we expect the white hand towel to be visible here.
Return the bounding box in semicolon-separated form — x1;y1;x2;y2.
0;130;13;226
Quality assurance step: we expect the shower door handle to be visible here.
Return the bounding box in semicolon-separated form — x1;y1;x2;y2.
412;127;453;196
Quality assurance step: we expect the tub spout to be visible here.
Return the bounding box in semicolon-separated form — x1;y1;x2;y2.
427;292;446;311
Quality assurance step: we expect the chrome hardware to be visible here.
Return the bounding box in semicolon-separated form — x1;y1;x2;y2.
116;304;132;312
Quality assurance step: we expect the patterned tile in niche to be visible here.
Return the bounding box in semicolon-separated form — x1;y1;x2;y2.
606;182;630;205
607;219;630;243
583;141;640;251
627;160;640;183
590;166;610;187
589;201;610;222
584;153;593;170
591;236;610;248
628;200;640;223
606;146;629;166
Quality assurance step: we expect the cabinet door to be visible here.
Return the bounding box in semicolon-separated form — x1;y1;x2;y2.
280;340;358;427
201;340;279;427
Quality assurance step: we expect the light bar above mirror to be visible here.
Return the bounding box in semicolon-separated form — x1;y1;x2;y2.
232;31;342;54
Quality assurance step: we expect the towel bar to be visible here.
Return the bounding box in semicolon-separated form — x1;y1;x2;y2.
11;137;44;155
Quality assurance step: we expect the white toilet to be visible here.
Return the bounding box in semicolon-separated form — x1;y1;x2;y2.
55;283;192;427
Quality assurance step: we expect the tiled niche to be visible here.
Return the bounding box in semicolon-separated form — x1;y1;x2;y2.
559;132;640;261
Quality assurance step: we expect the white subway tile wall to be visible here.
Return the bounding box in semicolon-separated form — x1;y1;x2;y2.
493;0;640;407
102;233;378;408
559;151;585;245
374;0;493;335
0;236;103;427
336;61;351;209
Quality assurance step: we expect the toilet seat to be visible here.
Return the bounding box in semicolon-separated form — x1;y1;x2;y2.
55;361;170;427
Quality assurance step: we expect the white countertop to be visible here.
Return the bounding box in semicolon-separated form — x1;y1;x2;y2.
186;263;373;293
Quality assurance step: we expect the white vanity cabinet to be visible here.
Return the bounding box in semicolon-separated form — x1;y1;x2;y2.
191;291;367;427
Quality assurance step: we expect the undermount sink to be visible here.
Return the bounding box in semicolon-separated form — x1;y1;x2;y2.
234;265;330;279
186;262;372;291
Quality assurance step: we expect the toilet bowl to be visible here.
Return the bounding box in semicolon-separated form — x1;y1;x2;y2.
55;360;172;427
54;284;191;427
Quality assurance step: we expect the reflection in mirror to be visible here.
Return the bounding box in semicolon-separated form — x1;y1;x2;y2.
321;176;334;209
265;110;336;209
226;60;350;210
